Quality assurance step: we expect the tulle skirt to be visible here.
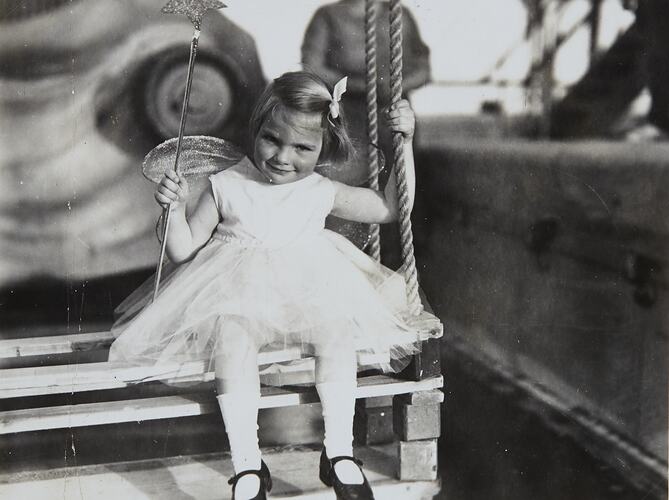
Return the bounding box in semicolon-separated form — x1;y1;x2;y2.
109;230;434;376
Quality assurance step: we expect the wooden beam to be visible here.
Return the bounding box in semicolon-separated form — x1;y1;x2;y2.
0;375;443;434
0;348;396;398
0;310;442;360
0;331;114;358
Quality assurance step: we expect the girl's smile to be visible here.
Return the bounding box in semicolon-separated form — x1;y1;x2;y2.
254;106;324;185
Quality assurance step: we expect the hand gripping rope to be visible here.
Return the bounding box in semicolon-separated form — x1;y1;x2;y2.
388;0;422;314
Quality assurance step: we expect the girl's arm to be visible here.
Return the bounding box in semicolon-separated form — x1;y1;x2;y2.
330;100;416;224
155;171;219;263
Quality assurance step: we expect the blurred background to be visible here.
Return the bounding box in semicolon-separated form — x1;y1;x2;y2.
0;1;667;499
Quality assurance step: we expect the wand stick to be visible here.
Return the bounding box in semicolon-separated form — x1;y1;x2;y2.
153;30;199;301
153;0;226;302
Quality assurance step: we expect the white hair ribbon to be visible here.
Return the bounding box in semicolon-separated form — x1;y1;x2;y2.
328;76;348;120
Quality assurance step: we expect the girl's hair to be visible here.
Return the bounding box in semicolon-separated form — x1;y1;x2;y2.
249;71;355;166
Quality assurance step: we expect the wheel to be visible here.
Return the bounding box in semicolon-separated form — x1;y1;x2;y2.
143;48;237;140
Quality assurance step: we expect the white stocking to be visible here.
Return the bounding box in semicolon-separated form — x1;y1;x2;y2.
315;353;364;484
214;325;263;499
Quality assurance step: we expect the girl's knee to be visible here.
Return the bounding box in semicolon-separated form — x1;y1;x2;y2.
315;352;357;384
213;328;260;387
215;323;258;360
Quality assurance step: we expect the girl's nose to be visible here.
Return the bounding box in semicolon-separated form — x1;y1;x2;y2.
275;147;291;165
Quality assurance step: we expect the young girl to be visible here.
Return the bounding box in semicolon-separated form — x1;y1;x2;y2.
109;71;435;500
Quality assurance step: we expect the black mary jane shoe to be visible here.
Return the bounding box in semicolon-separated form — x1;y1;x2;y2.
228;460;273;500
319;449;375;500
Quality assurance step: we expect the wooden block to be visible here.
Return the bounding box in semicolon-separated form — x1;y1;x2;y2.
393;402;441;441
400;338;442;381
394;389;444;406
354;395;396;444
358;395;394;408
398;439;438;481
354;404;395;445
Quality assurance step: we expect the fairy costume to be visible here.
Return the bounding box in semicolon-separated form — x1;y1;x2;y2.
109;156;432;373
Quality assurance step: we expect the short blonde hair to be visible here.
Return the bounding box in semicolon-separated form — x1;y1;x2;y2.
249;71;354;166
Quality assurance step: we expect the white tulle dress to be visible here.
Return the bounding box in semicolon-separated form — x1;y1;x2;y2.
109;157;435;375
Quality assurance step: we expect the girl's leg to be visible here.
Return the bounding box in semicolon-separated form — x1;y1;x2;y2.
214;324;263;499
315;349;365;484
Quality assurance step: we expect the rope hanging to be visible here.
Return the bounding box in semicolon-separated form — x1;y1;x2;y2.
365;0;381;261
389;0;422;314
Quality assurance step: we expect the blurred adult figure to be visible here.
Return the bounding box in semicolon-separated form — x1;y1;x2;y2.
301;0;431;267
302;0;430;161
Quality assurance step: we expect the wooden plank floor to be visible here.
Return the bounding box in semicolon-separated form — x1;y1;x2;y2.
1;375;443;434
0;444;440;500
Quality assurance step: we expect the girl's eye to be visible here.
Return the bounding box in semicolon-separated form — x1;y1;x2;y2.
296;145;313;152
262;134;277;144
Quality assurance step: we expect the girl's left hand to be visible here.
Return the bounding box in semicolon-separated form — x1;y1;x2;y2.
386;99;415;144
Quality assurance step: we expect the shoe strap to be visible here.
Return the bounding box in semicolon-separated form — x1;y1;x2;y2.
227;467;264;486
329;455;364;468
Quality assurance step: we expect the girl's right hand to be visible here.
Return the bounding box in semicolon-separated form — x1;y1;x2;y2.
155;170;189;210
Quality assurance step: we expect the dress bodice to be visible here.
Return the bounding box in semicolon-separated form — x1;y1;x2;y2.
209;157;335;248
111;158;434;376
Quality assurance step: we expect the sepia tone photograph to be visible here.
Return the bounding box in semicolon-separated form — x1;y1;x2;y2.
0;0;667;499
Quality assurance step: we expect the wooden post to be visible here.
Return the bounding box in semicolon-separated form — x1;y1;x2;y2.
395;389;443;481
400;338;441;381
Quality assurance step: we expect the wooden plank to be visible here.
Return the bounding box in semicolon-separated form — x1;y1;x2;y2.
0;310;442;360
0;444;440;500
0;349;397;399
0;375;443;434
0;331;114;358
395;389;444;406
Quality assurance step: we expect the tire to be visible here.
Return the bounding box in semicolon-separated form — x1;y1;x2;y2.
142;47;239;140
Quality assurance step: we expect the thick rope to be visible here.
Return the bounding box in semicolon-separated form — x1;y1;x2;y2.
389;0;422;314
365;0;381;261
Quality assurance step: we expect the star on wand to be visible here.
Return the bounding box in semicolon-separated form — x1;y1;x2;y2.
152;0;226;301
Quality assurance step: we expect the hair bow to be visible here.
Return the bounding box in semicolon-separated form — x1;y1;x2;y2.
328;76;348;120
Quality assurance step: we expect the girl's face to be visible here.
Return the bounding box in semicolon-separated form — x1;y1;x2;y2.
254;106;324;185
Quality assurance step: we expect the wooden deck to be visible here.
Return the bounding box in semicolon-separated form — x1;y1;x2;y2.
0;444;440;499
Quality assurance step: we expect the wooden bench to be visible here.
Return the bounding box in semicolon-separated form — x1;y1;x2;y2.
1;311;443;498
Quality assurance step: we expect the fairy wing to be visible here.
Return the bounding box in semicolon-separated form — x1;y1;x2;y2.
143;135;245;215
142;135;244;183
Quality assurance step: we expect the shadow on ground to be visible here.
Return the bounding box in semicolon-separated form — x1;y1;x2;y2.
436;347;665;500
